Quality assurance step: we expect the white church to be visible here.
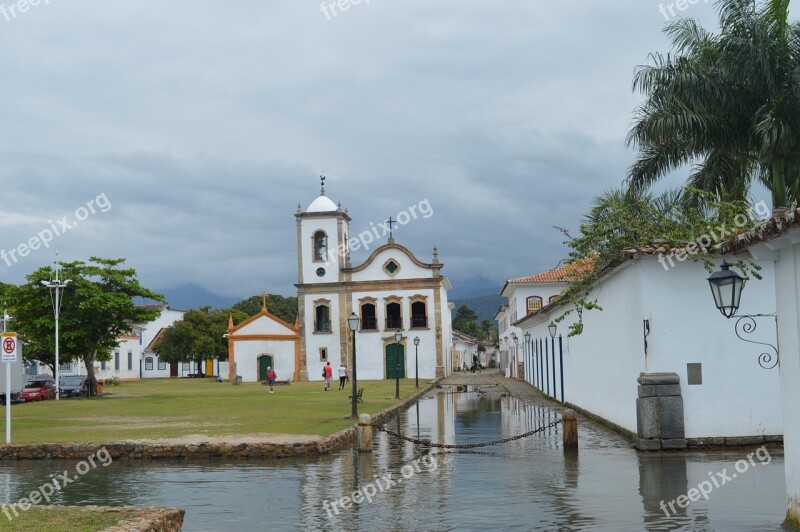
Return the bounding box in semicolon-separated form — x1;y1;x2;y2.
226;184;454;382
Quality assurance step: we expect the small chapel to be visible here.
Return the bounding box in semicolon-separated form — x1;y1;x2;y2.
226;182;454;382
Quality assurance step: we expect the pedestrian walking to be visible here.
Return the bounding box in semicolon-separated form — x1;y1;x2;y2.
338;363;347;390
323;361;333;391
267;367;277;394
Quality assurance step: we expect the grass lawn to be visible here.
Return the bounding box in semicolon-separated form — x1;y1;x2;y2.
0;377;433;445
2;507;138;531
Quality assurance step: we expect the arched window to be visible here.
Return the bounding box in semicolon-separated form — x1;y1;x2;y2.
313;231;328;262
315;303;331;333
526;296;543;315
411;301;427;328
361;302;377;331
386;301;402;330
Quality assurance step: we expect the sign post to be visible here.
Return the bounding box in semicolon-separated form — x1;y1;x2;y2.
2;328;17;445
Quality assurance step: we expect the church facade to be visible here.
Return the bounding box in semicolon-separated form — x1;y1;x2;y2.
226;185;453;383
295;186;453;382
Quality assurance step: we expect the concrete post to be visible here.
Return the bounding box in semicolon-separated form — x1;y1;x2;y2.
562;409;578;450
357;413;373;452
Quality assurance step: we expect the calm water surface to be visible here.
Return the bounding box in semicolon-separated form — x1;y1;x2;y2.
0;389;795;531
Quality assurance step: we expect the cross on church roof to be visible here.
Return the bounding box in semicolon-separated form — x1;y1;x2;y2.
320;174;326;195
261;292;269;312
386;217;397;239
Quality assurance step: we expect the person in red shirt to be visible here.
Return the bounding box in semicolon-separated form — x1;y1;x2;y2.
323;362;333;391
266;367;277;395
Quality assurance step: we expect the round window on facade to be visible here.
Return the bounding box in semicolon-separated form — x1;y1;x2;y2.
316;267;326;277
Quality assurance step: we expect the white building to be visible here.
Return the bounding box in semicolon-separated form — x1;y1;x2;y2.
229;185;453;383
226;298;299;382
452;330;479;371
512;254;782;442
34;305;186;381
731;213;800;526
496;265;573;378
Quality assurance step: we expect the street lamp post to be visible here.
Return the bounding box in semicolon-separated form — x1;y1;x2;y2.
512;333;518;378
524;331;531;383
394;330;402;399
347;313;360;418
413;336;420;388
41;257;70;400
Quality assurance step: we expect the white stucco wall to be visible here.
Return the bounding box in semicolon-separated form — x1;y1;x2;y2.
140;354;172;378
305;293;342;381
302;217;343;284
234;339;296;382
771;237;800;522
350;248;432;282
348;289;440;380
518;255;781;439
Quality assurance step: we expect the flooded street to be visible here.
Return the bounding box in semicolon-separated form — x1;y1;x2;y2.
0;382;795;531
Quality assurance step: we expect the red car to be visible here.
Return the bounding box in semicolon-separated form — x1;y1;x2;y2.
19;380;56;402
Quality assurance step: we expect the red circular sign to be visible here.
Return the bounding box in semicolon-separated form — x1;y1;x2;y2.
3;337;14;354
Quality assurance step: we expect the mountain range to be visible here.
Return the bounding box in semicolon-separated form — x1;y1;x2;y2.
158;275;505;324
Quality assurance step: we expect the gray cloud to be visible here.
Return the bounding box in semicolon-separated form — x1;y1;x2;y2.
0;0;780;300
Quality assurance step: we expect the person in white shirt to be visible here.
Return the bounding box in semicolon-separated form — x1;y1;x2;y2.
338;364;348;390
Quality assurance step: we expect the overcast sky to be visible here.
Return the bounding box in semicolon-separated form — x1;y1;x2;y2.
0;1;786;299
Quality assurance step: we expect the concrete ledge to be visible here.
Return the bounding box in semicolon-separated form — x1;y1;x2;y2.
0;381;441;461
686;435;784;448
565;402;637;442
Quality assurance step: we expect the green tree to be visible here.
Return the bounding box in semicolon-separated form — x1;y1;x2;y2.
152;307;248;375
232;294;298;324
627;0;800;207
478;319;496;342
557;187;760;335
10;258;165;395
452;304;478;333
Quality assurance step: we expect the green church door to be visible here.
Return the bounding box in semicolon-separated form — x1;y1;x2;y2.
385;344;405;379
258;355;273;382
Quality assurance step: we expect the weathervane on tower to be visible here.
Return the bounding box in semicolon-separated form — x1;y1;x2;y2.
320;173;326;195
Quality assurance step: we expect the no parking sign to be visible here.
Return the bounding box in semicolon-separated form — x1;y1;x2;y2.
1;332;17;362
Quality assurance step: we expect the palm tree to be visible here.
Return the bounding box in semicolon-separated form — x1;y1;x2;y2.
627;0;800;209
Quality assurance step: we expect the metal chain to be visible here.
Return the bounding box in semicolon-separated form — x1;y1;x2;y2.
374;419;563;449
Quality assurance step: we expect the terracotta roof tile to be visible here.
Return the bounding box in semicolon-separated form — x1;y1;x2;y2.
508;258;595;284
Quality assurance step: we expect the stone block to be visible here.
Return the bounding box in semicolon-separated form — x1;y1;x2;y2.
636;397;661;439
659;396;685;440
638;372;680;386
662;438;687;450
635;438;662;451
656;384;682;397
638;385;657;398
